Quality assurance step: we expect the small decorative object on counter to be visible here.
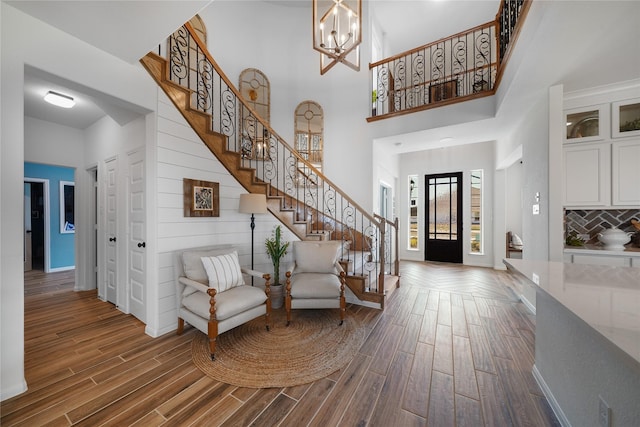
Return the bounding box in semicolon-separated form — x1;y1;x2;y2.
565;231;585;247
597;227;632;250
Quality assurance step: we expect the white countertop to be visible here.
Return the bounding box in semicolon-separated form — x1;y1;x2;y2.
504;259;640;363
564;243;640;256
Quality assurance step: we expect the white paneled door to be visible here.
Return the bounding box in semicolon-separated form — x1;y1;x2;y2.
105;157;118;306
127;148;146;322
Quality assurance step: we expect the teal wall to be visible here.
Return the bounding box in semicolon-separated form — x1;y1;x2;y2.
24;162;75;270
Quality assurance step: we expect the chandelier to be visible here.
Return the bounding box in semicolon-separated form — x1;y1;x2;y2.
312;0;362;75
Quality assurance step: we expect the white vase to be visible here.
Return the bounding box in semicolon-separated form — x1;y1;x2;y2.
597;227;632;250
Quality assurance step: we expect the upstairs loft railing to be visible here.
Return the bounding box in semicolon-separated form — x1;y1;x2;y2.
161;23;398;294
368;0;531;121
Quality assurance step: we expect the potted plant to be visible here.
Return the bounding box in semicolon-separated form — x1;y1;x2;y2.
265;225;289;309
371;89;377;116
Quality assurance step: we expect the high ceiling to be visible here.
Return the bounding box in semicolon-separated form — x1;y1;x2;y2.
8;0;640;155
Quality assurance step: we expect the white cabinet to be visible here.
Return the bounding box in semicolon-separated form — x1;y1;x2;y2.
563;142;610;207
612;139;640;205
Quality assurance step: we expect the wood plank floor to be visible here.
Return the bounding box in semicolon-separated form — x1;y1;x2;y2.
1;262;560;426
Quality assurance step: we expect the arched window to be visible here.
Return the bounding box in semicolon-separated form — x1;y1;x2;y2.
294;101;323;166
294;101;323;186
189;14;207;44
239;69;270;159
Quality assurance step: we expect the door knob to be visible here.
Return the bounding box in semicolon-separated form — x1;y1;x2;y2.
138;242;146;248
109;237;116;242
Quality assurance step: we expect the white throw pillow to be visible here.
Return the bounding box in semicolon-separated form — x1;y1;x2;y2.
511;233;524;249
293;241;340;274
201;251;244;293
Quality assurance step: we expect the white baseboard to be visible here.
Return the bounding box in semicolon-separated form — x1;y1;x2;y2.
520;295;536;314
48;265;75;273
0;378;27;402
145;324;175;338
532;364;571;427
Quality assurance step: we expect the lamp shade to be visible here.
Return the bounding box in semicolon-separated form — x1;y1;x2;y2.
239;193;268;214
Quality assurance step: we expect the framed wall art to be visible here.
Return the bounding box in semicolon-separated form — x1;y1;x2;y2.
183;178;219;217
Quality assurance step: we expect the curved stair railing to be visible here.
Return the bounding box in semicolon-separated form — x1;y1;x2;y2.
142;23;399;303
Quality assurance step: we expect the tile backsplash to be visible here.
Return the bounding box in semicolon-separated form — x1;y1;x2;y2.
565;209;640;244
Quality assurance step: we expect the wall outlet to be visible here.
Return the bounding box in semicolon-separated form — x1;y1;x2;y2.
599;395;611;427
532;204;540;215
531;273;540;285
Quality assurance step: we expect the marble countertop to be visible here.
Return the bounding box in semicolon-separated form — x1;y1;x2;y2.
564;243;640;255
504;259;640;363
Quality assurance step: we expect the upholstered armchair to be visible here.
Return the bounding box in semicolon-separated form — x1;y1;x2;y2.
174;245;271;360
284;241;346;326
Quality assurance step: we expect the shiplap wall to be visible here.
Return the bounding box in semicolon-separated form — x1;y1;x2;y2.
154;90;296;334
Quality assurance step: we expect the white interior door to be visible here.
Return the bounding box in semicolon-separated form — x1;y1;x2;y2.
105;157;118;306
127;149;146;322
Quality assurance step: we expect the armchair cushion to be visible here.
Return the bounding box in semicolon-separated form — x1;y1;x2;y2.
292;241;340;274
181;285;267;321
201;251;245;293
290;272;342;299
182;247;233;283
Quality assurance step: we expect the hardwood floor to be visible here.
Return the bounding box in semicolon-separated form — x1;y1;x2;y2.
2;262;560;426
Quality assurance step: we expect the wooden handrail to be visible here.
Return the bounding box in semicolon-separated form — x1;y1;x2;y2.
184;22;381;229
369;20;496;70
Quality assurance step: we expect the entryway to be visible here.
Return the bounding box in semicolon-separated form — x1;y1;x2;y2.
425;172;463;263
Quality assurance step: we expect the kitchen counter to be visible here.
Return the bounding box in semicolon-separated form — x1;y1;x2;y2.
504;259;640;426
504;258;640;362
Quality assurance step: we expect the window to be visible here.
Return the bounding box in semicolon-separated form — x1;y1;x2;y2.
294;101;323;186
239;68;271;160
408;175;418;250
470;170;483;253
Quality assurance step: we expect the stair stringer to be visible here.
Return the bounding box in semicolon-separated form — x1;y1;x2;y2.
140;52;385;308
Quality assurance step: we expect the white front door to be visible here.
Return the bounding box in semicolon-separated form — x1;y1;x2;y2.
105;157;118;306
127;149;146;322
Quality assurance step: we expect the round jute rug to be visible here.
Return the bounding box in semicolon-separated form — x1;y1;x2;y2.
191;309;365;388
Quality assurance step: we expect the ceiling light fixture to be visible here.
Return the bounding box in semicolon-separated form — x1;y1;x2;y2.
44;91;75;108
313;0;361;75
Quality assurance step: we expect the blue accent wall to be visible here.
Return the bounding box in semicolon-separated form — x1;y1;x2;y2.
24;163;75;269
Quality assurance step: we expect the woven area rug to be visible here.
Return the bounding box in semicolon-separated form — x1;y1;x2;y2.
191;309;365;388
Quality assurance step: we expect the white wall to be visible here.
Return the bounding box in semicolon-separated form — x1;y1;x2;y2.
505;160;523;238
0;3;156;400
153;91;296;335
398;140;495;267
199;1;374;212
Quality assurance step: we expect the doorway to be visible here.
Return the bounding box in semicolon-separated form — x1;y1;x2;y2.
24;180;48;271
425;172;463;263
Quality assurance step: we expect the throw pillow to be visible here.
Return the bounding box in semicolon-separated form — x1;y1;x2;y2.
201;251;245;293
293;241;340;274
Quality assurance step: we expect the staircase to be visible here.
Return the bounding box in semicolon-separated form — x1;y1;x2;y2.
141;23;399;308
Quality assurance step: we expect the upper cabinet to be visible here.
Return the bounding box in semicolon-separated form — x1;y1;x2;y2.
612;139;640;205
612;98;640;139
563;142;610;207
563;90;640;208
564;104;608;143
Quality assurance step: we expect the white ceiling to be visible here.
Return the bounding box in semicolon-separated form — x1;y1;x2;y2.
10;0;640;153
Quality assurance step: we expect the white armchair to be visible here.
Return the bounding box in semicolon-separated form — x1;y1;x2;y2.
174;246;271;360
285;241;346;326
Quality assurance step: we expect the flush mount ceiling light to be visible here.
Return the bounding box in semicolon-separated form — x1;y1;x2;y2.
44;91;75;108
313;0;361;75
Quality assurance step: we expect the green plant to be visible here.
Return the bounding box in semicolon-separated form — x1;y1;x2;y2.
565;230;585;247
372;89;377;104
265;225;290;286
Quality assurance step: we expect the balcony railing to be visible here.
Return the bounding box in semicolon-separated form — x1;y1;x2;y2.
368;0;531;121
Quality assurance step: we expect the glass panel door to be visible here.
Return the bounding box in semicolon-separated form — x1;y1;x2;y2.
425;172;463;263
